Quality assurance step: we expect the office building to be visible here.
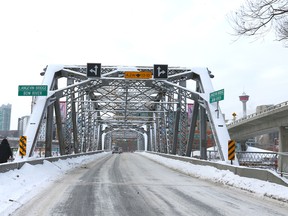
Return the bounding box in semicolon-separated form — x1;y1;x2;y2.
0;104;12;131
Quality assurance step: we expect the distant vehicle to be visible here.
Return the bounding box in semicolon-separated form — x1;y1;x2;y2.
112;146;122;154
118;147;123;153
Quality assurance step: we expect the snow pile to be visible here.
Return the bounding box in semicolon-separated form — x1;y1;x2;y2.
1;151;288;216
139;152;288;202
0;152;109;216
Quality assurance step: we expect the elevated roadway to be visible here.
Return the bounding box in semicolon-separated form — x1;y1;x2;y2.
227;101;288;141
227;101;288;173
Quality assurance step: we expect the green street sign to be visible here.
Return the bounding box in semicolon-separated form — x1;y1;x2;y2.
18;85;48;96
210;89;224;103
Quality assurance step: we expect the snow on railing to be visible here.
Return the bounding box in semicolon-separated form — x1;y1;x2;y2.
227;100;288;127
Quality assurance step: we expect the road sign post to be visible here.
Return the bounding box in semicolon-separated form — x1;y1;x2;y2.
153;64;168;79
228;140;236;164
210;89;224;103
87;63;101;78
18;85;48;96
19;136;27;157
210;89;224;119
124;71;152;79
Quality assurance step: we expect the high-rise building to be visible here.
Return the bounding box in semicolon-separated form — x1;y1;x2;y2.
0;104;12;131
18;115;30;136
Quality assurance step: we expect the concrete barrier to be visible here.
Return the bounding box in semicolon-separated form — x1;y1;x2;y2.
0;150;104;173
147;151;288;187
2;150;286;187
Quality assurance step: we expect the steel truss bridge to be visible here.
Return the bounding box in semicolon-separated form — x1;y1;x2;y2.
16;64;235;164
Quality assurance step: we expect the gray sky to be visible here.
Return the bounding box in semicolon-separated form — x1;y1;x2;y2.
1;0;287;130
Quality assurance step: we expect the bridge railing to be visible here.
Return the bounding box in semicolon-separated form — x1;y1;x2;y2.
227;100;288;127
207;150;288;177
232;151;288;178
278;152;288;178
236;151;278;170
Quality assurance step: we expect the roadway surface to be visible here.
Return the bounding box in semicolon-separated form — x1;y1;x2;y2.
12;153;288;216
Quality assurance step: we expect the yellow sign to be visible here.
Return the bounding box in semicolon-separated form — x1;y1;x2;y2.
228;140;236;160
19;136;27;156
124;71;152;79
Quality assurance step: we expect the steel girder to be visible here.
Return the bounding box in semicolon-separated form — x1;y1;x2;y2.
158;98;168;153
137;133;145;150
18;64;233;164
55;66;201;156
166;89;175;154
64;78;74;154
178;81;188;156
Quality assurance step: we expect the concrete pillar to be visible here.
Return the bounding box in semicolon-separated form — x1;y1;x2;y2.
240;140;247;151
279;126;288;174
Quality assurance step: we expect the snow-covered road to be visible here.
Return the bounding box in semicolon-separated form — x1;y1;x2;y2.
11;152;288;216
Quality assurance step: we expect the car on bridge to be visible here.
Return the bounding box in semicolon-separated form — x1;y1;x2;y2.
112;146;122;154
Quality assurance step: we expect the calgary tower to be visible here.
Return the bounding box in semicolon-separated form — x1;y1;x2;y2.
239;92;249;118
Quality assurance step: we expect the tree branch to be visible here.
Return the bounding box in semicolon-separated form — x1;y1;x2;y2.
228;0;288;46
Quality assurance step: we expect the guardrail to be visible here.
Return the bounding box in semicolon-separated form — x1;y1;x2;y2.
0;150;104;173
227;100;288;127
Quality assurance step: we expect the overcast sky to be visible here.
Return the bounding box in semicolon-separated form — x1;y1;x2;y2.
1;0;287;130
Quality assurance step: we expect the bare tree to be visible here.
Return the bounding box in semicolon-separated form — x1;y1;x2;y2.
229;0;288;45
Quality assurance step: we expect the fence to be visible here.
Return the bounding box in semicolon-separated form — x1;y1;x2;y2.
237;151;278;170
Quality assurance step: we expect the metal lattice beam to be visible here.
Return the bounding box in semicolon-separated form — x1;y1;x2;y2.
18;64;232;164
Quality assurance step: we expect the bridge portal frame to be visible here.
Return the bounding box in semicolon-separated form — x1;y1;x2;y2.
15;64;236;165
